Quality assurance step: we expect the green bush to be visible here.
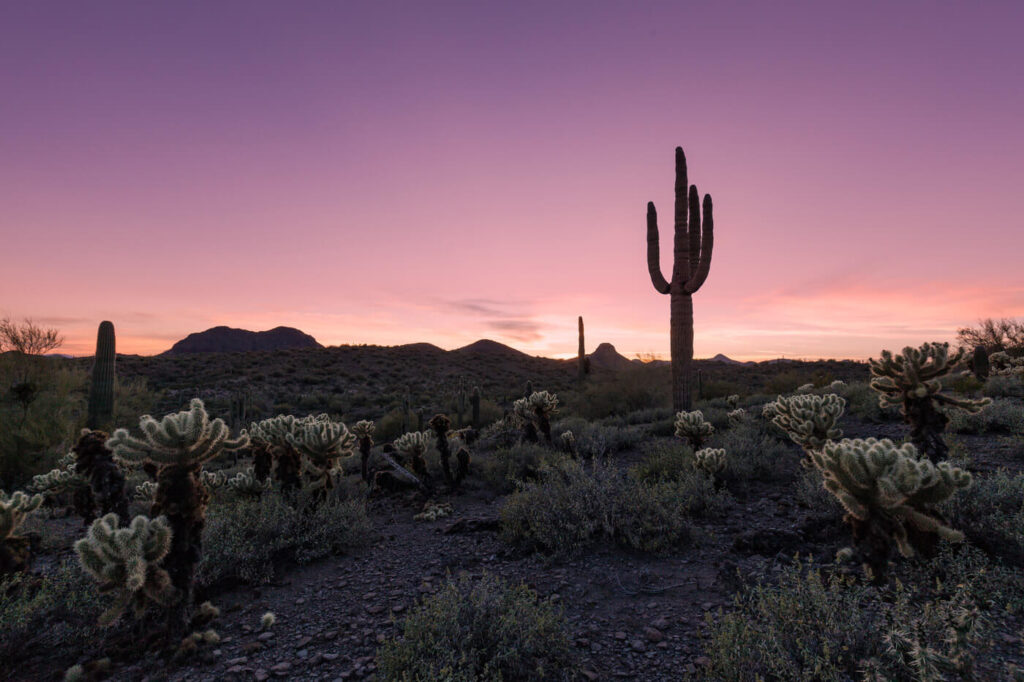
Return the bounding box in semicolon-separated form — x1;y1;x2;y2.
501;458;728;556
0;562;103;675
376;571;574;681
982;375;1024;399
629;440;694;484
842;381;899;423
478;443;566;492
942;468;1024;563
199;490;374;586
947;398;1024;435
697;549;1016;681
711;420;798;483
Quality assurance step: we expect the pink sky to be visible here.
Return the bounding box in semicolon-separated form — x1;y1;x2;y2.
2;2;1022;360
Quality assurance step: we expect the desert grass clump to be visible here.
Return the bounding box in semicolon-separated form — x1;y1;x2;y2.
74;513;173;626
869;342;991;462
674;410;714;449
106;398;249;632
810;438;971;583
0;490;43;575
376;572;573;682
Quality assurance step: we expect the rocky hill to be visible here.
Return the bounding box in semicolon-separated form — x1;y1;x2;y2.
163;326;322;355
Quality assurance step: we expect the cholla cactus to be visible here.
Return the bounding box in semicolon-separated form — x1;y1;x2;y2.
414;501;453;522
795;383;815;394
352;420;375;484
761;401;779;420
869;343;991;462
286;417;355;492
74;513;173;626
200;469;227;490
244;414;315;493
674;410;714;449
135;480;158;503
772;393;846;458
829;380;846;390
108;399;249;469
511;398;539;443
726;394;740;409
31;465;85;496
560;430;577;458
809;438;971;583
727;408;747;427
394;431;432;479
226;468;272;497
695;448;726;477
73;429;129;524
1;490;44;574
107;399;249;634
989;351;1024;377
527;391;559;443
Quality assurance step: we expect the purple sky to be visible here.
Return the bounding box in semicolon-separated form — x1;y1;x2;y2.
2;1;1022;359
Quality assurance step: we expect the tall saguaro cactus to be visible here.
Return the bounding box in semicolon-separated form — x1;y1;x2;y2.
646;146;714;412
86;321;116;431
577;316;586;383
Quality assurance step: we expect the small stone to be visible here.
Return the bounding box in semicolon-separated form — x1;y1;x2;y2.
258;631;276;641
630;639;647;652
650;616;670;630
323;653;339;661
296;635;312;648
644;627;664;643
580;670;599;681
271;661;292;675
694;656;711;667
241;642;263;654
613;631;627;641
295;598;306;605
227;657;249;666
575;638;590;648
254;670;269;682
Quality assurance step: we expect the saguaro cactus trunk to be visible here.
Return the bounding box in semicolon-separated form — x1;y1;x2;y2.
577;316;586;383
646;147;714;412
86;321;116;431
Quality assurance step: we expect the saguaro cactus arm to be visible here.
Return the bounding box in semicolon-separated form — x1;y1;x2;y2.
646;203;671;294
683;193;714;294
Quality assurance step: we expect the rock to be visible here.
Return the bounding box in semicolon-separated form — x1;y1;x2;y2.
296;636;312;648
259;631;276;641
644;627;664;643
254;670;269;682
650;616;670;630
613;631;627;641
630;639;647;652
270;661;293;675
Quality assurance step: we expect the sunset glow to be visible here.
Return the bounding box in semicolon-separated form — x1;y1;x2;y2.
2;2;1022;360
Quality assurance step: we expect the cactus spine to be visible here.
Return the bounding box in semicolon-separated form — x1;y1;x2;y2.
646;146;714;412
86;321;116;431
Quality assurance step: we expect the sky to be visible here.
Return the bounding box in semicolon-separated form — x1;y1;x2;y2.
1;1;1022;360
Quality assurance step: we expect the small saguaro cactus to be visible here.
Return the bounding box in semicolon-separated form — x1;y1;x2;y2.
394;431;431;480
73;429;130;524
645;146;714;412
470;387;481;428
971;345;990;381
809;438;971;583
560;430;578;458
577;316;586;383
674;410;714;450
512;398;539;443
869;343;991;462
695;447;726;477
286;416;355;493
106;398;249;633
352;420;375;484
428;414;459;488
527;391;559;444
74;513;174;626
86;321;116;431
771;393;846;461
1;489;43;575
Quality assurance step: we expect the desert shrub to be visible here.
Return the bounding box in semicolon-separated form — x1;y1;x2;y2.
629;440;694;484
622;407;674;425
550;419;646;458
982;374;1024;399
0;562;103;674
697;548;1016;682
475;415;521;451
501;458;728;556
376;408;415;443
575;366;669;419
478;443;566;492
946;398;1024;435
698;406;731;433
942;469;1024;563
763;369;818;395
949;373;985;395
842;381;899;422
376;571;573;681
199;490;373;586
711;420;799;483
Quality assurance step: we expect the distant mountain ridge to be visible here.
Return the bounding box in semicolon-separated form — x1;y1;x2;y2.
163;326;322;355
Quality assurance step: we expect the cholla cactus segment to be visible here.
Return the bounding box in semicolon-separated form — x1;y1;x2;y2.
809;438;971;557
869;343;987;411
352;420;375;439
989;351;1024;377
674;410;714;447
560;431;575;447
829;380;846;390
795;383;815;394
135;480;158;503
761;401;779;420
772;393;845;453
511;398;532;424
727;408;747;426
226;468;271;496
393;431;431;459
414;501;453;522
74;513;174;626
107;399;249;468
285;418;355;469
695;448;726;476
200;469;227;490
1;490;44;540
726;394;740;409
527;391;559;418
31;466;86;495
261;611;276;629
